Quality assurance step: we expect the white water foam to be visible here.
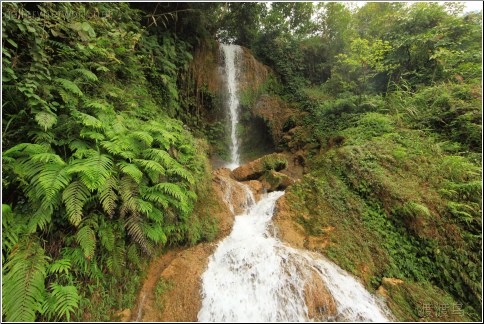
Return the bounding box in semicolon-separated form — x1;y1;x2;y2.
198;191;392;322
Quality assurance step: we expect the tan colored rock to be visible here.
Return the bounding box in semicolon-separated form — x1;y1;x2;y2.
273;195;306;248
113;308;131;322
376;285;389;299
304;270;337;320
382;277;404;287
245;180;264;201
232;153;287;181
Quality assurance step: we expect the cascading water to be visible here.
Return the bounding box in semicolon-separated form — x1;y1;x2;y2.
198;191;393;322
199;43;393;322
221;44;242;170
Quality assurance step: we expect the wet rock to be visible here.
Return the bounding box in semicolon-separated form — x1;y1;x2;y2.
245;180;264;201
304;270;337;320
232;153;287;181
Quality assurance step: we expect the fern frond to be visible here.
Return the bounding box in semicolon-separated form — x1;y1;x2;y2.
49;258;72;276
129;131;154;147
30;152;65;165
55;78;83;96
125;213;153;255
73;68;98;81
142;148;177;167
3;237;50;322
68;151;113;191
141;189;170;209
28;163;71;211
76;226;96;259
62;181;90;227
98;223;115;252
127;244;141;267
144;223;167;244
3;142;49;157
28;206;53;233
136;198;153;215
151;183;186;202
133;159;165;176
2;204;21;254
147;207;164;223
35;111;57;131
43;284;80;321
119;176;138;217
84;100;111;112
118;161;143;184
106;239;125;277
99;175;118;217
80;129;105;141
75;112;104;130
167;165;195;185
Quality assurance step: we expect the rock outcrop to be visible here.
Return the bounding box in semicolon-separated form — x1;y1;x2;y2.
232;153;287;181
304;270;337;320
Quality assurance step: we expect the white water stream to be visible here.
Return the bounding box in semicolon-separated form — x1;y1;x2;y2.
221;44;242;170
198;44;393;322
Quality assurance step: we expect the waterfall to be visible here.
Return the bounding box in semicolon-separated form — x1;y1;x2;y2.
198;191;393;322
221;44;242;170
201;43;393;322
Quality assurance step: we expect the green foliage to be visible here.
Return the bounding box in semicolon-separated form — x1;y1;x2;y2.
2;237;50;322
2;2;211;321
261;153;288;171
154;277;174;311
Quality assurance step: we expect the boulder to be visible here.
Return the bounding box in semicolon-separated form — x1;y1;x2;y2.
232;153;287;181
260;170;294;192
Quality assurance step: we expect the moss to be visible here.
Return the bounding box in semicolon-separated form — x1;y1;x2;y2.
262;153;288;171
283;109;481;320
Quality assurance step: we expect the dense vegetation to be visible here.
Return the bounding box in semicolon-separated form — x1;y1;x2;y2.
2;1;482;322
2;2;218;321
228;2;482;321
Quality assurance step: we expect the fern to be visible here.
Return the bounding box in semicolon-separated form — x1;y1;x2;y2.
127;244;141;267
129;131;154;147
68;150;113;191
62;181;90;227
98;222;115;252
35;111;57;131
152;183;186;202
49;258;72;276
73;68;98;81
106;239;125;277
118;161;143;184
55;78;83;96
2;204;21;255
133;158;165;176
99;175;118;217
141;189;170;209
76;225;96;259
29;163;71;211
28;206;53;233
125;213;153;255
167;164;195;185
2;237;50;322
75;112;104;130
80;129;105;141
42;283;80;321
